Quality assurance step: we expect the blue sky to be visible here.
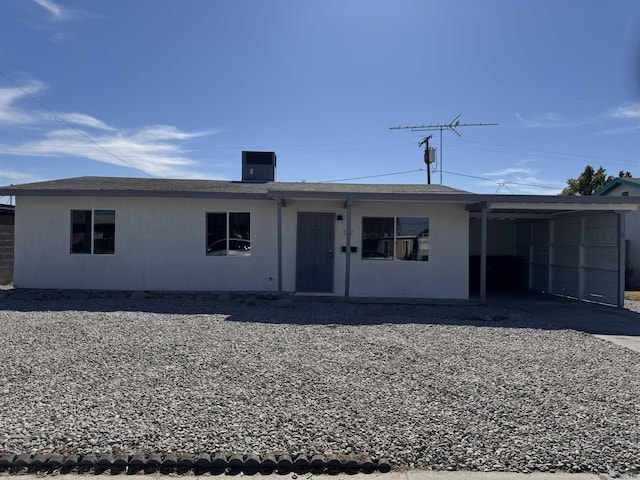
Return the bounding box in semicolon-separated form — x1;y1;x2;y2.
0;0;639;196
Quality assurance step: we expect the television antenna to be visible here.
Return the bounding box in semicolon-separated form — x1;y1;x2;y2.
390;114;498;184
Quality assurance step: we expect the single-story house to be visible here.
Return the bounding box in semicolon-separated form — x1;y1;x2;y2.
0;204;15;285
596;177;640;290
0;152;637;306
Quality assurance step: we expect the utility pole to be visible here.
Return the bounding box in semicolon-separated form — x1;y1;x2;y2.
419;135;433;184
391;114;498;184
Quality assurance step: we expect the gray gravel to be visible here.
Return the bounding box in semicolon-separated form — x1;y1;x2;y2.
0;289;638;475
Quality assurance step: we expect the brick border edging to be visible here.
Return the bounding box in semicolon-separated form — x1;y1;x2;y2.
0;452;392;475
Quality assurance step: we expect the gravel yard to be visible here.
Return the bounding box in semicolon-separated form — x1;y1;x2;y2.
0;289;638;474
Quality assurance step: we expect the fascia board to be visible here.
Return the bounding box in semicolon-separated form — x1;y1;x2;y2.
0;189;270;200
267;190;478;202
487;201;638;211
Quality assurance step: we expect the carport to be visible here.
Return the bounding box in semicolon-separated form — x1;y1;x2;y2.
467;196;638;307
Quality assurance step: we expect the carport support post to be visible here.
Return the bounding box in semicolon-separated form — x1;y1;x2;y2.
277;198;285;293
480;204;487;305
578;216;586;301
617;211;626;308
547;218;554;296
344;200;352;299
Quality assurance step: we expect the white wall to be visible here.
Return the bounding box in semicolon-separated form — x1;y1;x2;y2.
15;196;470;299
14;196;279;291
345;201;469;299
278;200;469;298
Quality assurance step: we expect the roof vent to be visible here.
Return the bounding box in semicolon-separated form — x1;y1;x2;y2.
242;151;276;182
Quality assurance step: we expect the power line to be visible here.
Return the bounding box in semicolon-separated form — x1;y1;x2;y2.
441;170;562;190
448;138;638;168
320;167;563;191
321;169;422;183
0;70;151;177
456;137;636;163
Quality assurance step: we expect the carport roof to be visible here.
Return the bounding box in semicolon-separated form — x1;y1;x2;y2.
0;176;637;212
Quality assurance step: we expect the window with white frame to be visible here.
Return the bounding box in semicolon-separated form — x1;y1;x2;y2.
70;209;115;254
361;216;429;261
206;212;251;256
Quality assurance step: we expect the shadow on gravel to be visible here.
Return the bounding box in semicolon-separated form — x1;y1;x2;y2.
1;288;639;335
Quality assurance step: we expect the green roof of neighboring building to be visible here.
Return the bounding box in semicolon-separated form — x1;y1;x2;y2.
596;177;640;196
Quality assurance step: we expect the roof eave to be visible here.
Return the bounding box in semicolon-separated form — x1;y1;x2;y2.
466;196;639;212
267;190;476;202
0;189;270;200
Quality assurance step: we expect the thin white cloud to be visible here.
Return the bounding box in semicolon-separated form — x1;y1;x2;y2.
475;177;562;195
0;82;45;124
30;0;100;26
593;102;640;135
54;112;114;131
132;125;211;142
484;167;535;177
473;165;563;195
517;102;640;133
515;112;598;129
595;124;640;136
33;0;68;20
0;127;214;178
1;82;114;131
0;169;40;183
610;102;640;119
506;175;563;195
0;76;216;178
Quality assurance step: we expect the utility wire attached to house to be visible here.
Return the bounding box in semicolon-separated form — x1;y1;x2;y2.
320;169;423;183
440;170;563;190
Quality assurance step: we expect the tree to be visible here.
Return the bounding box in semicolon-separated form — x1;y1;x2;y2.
560;165;632;196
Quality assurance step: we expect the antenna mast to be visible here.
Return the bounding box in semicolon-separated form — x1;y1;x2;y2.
390;114;498;184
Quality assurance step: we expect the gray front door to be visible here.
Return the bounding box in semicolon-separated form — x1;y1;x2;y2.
296;212;335;292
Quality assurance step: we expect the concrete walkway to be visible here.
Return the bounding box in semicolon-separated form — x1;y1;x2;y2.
593;334;640;353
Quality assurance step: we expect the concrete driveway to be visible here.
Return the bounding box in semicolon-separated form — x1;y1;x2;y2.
487;292;640;353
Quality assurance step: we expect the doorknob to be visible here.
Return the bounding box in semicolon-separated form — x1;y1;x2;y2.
328;250;334;257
